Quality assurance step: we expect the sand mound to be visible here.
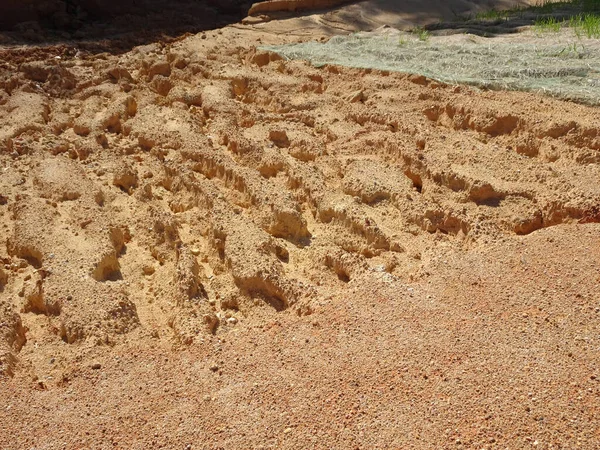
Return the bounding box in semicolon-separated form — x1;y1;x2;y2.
0;8;599;448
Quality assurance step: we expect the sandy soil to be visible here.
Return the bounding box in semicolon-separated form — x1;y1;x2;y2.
243;0;536;34
1;2;600;449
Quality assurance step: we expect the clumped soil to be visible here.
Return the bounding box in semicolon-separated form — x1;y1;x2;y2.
1;8;600;449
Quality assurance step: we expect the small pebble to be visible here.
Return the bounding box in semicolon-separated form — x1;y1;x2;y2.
91;363;101;370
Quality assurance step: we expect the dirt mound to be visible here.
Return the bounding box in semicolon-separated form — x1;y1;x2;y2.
248;0;351;15
243;0;537;34
1;8;600;449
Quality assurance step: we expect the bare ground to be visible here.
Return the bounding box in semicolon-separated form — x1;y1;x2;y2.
1;4;600;449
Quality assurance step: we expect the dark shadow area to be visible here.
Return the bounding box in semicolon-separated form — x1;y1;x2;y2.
336;270;350;283
297;236;313;248
104;269;124;282
250;0;599;39
475;197;503;207
253;0;536;33
0;0;250;56
258;292;287;311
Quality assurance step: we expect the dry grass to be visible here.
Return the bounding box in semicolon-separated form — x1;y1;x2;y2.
264;28;600;104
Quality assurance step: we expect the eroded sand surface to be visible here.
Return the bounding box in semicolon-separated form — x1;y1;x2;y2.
1;8;600;449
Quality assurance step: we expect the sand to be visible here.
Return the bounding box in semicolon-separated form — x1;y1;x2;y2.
1;1;599;448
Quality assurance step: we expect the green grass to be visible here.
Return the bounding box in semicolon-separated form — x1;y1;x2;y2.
471;0;600;22
412;27;430;42
477;0;598;37
570;13;600;36
534;13;600;37
554;42;586;57
582;13;600;35
473;4;527;20
424;1;600;43
473;0;570;21
475;9;512;20
535;16;563;32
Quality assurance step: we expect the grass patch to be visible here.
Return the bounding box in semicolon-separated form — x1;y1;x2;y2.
472;0;573;21
475;9;512;20
470;0;600;23
468;0;600;38
535;16;563;32
532;11;600;37
571;13;600;36
554;42;587;58
412;27;430;41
